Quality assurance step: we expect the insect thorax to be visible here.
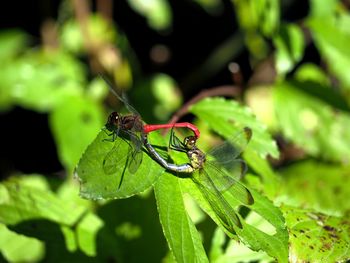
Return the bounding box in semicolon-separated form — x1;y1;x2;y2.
188;148;206;170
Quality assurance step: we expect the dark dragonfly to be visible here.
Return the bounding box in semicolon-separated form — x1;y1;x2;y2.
102;79;200;188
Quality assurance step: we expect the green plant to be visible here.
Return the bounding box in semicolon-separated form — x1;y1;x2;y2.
1;0;349;262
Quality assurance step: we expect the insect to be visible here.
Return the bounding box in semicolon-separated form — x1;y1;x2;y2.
101;78;200;188
142;127;254;230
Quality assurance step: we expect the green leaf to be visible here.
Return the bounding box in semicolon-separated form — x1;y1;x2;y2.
273;81;350;162
0;176;85;226
210;227;273;263
169;140;287;261
60;14;117;54
243;150;279;197
235;189;288;262
96;193;168;262
174;152;287;260
190;97;279;158
0;224;44;262
0;30;28;61
180;176;288;262
188;99;288;261
282;205;350;262
0;50;86;112
294;63;330;85
151;74;182;121
154;172;209;263
309;0;338;17
60;225;78;252
76;212;104;256
232;0;278;59
278;160;350;215
245;85;277;130
50;94;105;173
233;0;279;36
256;0;280;37
307;15;350;89
274;23;305;76
75;130;164;200
209;227;226;261
126;0;172;31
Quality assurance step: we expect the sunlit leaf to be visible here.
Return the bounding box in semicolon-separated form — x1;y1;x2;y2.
166;133;287;262
274;23;305;76
60;14;117;54
210;227;273;263
190;97;279;158
245;85;277;130
50;94;105;173
0;50;85;112
278;160;350;215
294;63;330;85
274;81;350;162
75;130;164;200
309;0;338;17
154;172;209;263
0;224;44;262
180;177;288;262
152;74;182;121
126;0;172;31
0;176;85;226
76;212;104;256
243;150;279;197
233;0;278;59
256;0;280;37
307;15;350;89
233;0;279;35
282;205;350;262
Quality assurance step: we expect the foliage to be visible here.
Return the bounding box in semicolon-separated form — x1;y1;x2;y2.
1;0;350;262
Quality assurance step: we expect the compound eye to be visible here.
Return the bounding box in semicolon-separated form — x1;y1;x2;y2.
184;136;197;148
189;136;197;145
108;112;120;125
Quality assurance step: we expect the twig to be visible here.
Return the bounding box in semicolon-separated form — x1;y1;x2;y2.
97;0;113;21
72;0;91;50
163;85;241;135
72;0;104;73
41;19;59;50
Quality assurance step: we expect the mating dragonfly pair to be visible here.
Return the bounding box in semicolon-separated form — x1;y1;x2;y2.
104;89;254;231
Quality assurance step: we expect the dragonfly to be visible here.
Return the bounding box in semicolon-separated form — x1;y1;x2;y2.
102;80;200;188
142;127;254;231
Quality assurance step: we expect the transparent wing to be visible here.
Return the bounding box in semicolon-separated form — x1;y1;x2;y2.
207;157;248;181
208;127;252;167
200;161;254;206
127;132;143;173
192;169;242;230
103;132;143;175
103;139;128;175
101;74;140;116
121;93;140;116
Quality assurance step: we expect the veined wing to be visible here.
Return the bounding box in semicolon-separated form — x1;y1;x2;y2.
121;92;140;116
200;161;254;206
103;139;129;175
206;155;248;181
192;169;242;230
127;132;143;173
101;75;141;117
208;127;252;169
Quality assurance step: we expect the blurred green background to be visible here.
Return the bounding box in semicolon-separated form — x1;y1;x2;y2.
0;0;350;262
